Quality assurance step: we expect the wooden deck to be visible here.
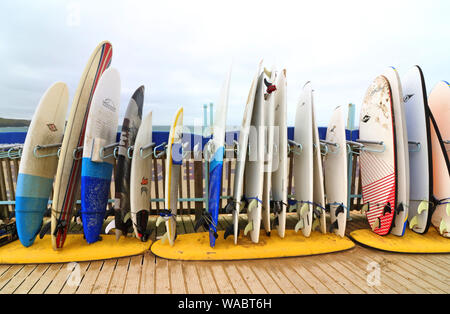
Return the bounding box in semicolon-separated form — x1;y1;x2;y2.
0;212;448;294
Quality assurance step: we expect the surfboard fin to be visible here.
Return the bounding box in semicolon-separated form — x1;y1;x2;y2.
383;203;392;216
330;220;339;233
417;201;428;214
247;199;258;214
264;68;272;78
439;219;448;235
123;212;131;224
244;221;253;236
312;218;320;231
294;219;304;233
224;202;236;214
361;203;369;214
160;232;168;244
446;203;450;217
224;224;234;240
409;215;419;229
299;203;309;217
105;220;116;234
371;218;380;231
104;208;115;220
39;221;51;239
156;216;165;228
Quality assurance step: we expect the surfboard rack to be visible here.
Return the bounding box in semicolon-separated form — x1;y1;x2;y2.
288;140;303;155
72;146;84;160
99;142;120;160
408;141;421;153
4;146;23;160
351;139;386;153
319;140;340;155
33;143;62;159
154;142;167;159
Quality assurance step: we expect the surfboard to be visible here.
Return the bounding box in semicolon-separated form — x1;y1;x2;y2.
113;86;144;240
224;61;262;244
156;107;183;246
311;95;326;234
271;69;288;238
428;81;450;237
293;82;314;237
81;67;121;244
206;68;231;248
403;66;433;234
15;83;69;247
130;110;152;241
243;73;266;243
384;67;409;236
359;75;397;236
262;67;277;236
324;106;348;237
51;41;112;250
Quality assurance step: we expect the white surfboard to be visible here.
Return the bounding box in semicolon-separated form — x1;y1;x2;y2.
156;107;183;246
324;106;348;237
271;69;288;238
311;96;326;234
384;67;410;236
243;73;266;243
130;111;153;241
403;66;433;234
15;82;69;247
293;82;314;237
262;67;277;236
225;61;262;244
428;81;450;237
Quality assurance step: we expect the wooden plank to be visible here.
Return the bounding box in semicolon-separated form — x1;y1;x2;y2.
250;264;283;294
13;264;50;294
262;261;299;294
314;259;365;294
183;263;203;294
222;263;251;294
300;260;348;294
29;264;63;294
0;265;23;291
140;252;155;294
0;160;10;218
196;262;219;294
123;255;143;294
75;260;103;294
288;262;331;294
155;257;170;294
0;264;37;294
210;264;235;294
278;263;315;294
401;255;450;289
235;263;266;294
178;161;184;215
168;260;186;294
91;259;117;294
59;262;90;294
107;257;130;294
185;159;192;212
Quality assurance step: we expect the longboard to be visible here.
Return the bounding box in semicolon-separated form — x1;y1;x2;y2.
384;67;409;236
16;83;68;247
243;73;266;243
429;81;450;237
293;82;314;237
81;68;121;244
207;68;231;248
130;110;153;241
156;107;183;246
51;41;112;250
271;69;288;238
113;86;144;239
403;66;433;234
359;75;397;235
324;106;348;237
224;61;262;244
311;94;326;234
262;67;277;236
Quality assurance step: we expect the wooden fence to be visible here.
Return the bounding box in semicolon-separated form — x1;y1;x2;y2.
0;149;363;222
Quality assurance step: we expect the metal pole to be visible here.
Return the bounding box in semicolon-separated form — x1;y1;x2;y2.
346;103;356;221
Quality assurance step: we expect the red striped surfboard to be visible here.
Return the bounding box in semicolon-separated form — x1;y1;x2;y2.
52;42;113;249
359;75;397;236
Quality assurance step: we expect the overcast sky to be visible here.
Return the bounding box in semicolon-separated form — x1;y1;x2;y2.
0;0;449;127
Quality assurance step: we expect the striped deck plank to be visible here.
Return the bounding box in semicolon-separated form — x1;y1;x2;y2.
0;213;448;294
